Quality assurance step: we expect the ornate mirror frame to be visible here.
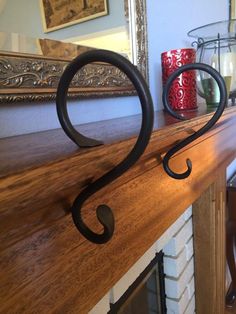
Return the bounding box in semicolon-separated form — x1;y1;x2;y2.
0;0;148;103
230;0;236;18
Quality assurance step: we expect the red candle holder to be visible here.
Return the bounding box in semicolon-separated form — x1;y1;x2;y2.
161;48;197;111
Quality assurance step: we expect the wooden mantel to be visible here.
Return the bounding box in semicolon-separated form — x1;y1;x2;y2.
1;105;236;313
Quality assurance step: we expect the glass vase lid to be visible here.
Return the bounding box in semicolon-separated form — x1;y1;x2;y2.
188;20;236;107
188;19;236;41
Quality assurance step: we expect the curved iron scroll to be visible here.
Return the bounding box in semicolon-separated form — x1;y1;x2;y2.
56;49;154;243
162;63;227;180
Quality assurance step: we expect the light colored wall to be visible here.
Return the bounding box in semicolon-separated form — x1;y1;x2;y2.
0;0;125;40
0;97;140;137
148;0;229;111
0;0;229;138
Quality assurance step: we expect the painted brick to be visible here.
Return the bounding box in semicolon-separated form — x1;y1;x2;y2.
164;237;194;278
165;258;194;299
184;206;192;221
164;249;186;278
185;238;193;261
163;219;193;257
166;277;195;314
187;276;195;300
184;295;195;314
166;287;189;314
155;207;191;252
110;243;156;303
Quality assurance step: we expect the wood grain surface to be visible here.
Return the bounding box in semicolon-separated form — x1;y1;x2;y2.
1;106;236;313
193;172;226;314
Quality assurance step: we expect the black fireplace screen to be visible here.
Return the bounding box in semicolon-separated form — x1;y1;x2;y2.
109;252;166;314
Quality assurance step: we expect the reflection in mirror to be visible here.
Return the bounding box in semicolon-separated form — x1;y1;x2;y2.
0;0;148;103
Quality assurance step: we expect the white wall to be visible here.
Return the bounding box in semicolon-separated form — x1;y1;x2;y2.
0;0;229;138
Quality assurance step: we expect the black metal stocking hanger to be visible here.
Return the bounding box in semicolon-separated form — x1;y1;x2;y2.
56;49;154;244
162;63;227;179
56;49;227;244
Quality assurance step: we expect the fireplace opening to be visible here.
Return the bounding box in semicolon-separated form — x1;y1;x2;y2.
109;252;166;314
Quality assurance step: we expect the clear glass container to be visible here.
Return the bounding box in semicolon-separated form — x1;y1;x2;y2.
188;20;236;107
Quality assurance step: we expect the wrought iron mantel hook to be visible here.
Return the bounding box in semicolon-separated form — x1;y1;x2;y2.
162;63;227;180
56;49;154;244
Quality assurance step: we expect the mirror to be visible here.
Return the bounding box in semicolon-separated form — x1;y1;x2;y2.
0;0;148;103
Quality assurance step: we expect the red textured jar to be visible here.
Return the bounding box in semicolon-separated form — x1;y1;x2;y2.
161;48;197;111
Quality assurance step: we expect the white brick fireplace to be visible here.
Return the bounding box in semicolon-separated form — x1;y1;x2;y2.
89;206;195;314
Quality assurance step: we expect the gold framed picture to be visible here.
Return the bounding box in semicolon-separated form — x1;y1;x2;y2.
230;0;236;18
40;0;108;33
